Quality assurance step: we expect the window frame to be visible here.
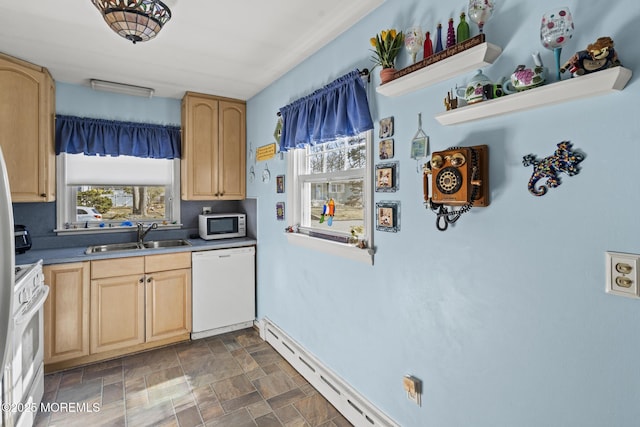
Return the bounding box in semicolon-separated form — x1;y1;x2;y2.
55;154;181;234
286;130;374;265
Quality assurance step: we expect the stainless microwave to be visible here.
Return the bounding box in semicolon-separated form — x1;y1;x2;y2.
198;213;246;240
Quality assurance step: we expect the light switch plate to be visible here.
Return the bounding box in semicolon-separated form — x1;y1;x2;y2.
606;251;640;298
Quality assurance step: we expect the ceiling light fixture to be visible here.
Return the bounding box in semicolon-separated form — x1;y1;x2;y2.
91;0;172;44
90;79;155;97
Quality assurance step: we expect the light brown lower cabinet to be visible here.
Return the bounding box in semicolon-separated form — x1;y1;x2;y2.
43;262;90;364
44;252;191;372
145;267;191;343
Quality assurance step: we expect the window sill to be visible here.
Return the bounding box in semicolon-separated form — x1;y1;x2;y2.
285;232;374;265
54;223;183;236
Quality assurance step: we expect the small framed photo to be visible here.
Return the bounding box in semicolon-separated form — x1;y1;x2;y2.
375;161;398;192
376;201;400;232
379;139;394;160
379;117;394;138
276;175;285;193
276;202;285;220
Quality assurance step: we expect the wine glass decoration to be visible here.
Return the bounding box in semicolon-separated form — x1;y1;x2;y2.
405;26;425;64
540;7;574;81
468;0;495;35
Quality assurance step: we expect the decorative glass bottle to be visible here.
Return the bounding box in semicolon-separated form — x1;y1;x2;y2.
446;18;456;48
423;31;433;59
434;23;444;53
457;12;470;43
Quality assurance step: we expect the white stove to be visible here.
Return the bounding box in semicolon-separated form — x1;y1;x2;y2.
3;259;48;427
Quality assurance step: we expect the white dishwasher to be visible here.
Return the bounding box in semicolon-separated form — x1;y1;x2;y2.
191;246;256;339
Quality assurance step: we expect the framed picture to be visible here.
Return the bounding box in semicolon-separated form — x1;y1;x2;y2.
379;117;394;138
276;175;285;193
379;139;394;160
376;201;400;232
276;202;285;220
375;161;398;192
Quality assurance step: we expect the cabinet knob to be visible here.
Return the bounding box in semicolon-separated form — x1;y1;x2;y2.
139;277;144;284
40;193;47;197
147;277;152;283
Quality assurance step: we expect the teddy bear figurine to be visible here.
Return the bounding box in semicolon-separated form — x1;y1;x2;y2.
560;36;621;77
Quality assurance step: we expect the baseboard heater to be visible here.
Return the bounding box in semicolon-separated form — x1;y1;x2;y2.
259;318;399;427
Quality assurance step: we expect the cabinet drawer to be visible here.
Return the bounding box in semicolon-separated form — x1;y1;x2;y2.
145;252;191;273
91;257;144;279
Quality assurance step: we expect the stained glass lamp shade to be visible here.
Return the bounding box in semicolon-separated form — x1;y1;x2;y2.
92;0;172;44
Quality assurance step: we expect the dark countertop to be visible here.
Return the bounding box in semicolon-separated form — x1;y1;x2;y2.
15;237;257;266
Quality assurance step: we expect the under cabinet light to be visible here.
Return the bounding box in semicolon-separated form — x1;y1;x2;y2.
90;79;155;98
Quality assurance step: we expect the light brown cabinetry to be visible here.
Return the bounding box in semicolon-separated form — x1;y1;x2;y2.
43;262;90;364
0;52;55;202
90;257;146;353
181;92;246;200
145;255;191;342
44;253;191;372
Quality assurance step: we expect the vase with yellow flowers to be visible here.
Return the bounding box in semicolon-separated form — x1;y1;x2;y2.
370;29;405;84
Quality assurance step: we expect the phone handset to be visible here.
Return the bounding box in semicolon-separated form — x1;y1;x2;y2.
423;145;489;231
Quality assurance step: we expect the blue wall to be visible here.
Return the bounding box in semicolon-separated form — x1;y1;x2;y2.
247;0;640;426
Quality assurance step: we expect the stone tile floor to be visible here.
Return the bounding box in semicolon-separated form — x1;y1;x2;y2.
35;328;352;427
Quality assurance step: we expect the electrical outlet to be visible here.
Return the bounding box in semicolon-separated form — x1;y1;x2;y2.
202;206;212;214
402;375;422;406
606;251;640;298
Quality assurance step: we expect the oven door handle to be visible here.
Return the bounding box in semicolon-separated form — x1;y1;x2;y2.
15;285;49;326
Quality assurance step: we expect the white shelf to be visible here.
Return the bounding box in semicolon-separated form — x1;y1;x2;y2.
435;66;632;125
375;42;502;97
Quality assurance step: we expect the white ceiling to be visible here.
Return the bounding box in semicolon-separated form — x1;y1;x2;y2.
0;0;383;100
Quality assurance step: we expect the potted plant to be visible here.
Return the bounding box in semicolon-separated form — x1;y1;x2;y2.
370;29;405;84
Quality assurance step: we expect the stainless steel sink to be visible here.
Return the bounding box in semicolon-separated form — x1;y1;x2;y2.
141;239;191;249
86;239;191;254
85;242;142;254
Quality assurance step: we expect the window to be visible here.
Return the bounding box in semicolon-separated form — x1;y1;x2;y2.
287;130;373;263
56;153;180;232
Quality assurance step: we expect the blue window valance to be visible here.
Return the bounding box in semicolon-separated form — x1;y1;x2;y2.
279;69;373;151
55;115;181;159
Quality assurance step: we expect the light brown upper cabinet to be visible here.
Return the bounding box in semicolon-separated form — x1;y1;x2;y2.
181;92;246;200
0;52;55;202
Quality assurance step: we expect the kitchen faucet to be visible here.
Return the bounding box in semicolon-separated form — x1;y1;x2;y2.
137;222;158;244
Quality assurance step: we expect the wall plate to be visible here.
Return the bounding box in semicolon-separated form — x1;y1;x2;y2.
605;251;640;299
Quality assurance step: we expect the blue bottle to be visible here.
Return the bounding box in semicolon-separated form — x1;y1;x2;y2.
434;23;444;53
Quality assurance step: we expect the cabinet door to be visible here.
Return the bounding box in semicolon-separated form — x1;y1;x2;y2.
218;100;246;200
0;53;55;202
43;262;90;364
181;93;219;200
90;274;145;353
145;268;191;342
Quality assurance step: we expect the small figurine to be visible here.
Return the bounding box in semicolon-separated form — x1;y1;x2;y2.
561;36;621;77
444;89;458;110
522;141;585;196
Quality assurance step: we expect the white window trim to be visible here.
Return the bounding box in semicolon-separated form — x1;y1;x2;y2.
55;154;182;234
286;130;374;265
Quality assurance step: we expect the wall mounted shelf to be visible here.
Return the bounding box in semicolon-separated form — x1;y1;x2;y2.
435;66;632;126
375;42;502;97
